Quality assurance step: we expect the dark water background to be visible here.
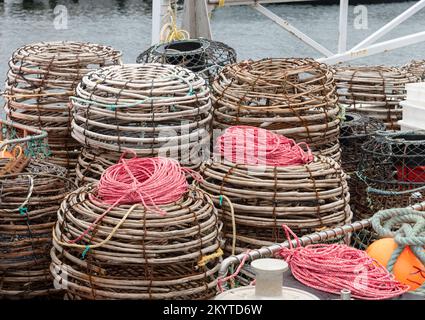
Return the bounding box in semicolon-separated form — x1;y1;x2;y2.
1;0;425;107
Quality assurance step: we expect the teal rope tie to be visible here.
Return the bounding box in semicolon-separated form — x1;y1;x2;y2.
19;207;28;216
219;195;224;206
371;208;425;295
81;245;90;259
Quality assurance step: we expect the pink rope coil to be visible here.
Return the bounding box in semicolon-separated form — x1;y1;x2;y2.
277;225;410;300
97;155;190;207
68;152;201;244
216;125;313;166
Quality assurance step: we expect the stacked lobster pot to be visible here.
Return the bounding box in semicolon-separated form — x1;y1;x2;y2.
71;63;212;184
137;38;237;84
212;58;342;161
71;63;212;185
199;126;352;255
403;59;425;81
50;157;221;300
335;66;419;130
3;41;122;174
0;119;75;299
354;131;425;221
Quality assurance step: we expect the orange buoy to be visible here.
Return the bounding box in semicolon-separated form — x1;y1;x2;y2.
1;150;14;159
0;145;22;159
367;238;425;291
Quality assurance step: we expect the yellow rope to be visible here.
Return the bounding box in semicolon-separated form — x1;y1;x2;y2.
197;248;224;267
191;181;236;256
219;0;225;7
221;194;237;256
202;190;236;255
160;2;190;42
52;204;139;251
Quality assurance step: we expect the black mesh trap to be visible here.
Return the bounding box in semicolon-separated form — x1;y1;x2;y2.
355;131;425;220
136;38;237;83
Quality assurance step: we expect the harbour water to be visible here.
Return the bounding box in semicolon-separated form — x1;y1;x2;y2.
0;0;424;103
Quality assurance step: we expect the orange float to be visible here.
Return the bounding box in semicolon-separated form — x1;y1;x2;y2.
367;238;425;291
0;145;22;159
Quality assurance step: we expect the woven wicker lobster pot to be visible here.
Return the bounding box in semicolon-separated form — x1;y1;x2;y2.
199;156;352;254
335;66;419;130
0;160;75;299
72;63;212;185
136;38;237;84
403;60;425;81
354;131;425;220
3;41;122;173
212;58;341;161
75;148;120;185
50;184;221;300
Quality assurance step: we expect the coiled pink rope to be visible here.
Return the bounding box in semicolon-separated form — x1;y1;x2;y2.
97;155;191;208
68;153;201;244
277;225;410;300
216;125;313;166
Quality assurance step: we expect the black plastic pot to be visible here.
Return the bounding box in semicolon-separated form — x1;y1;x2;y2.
155;39;209;73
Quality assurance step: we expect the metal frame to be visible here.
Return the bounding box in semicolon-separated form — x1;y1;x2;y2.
218;200;425;279
151;0;169;45
152;0;425;64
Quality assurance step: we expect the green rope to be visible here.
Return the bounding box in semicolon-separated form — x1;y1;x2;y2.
367;185;425;196
371;208;425;295
25;138;51;159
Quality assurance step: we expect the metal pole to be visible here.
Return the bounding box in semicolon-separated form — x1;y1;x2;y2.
218;220;371;278
351;0;425;50
338;0;349;53
182;0;213;39
252;3;334;57
319;30;425;65
218;200;425;279
151;0;169;45
151;0;162;45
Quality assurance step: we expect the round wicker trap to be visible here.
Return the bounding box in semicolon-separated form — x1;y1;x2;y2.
403;59;425;81
71;63;212;185
335;66;419;130
212;58;341;161
50;184;221;300
199;156;352;254
3;41;122;173
0;160;75;299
